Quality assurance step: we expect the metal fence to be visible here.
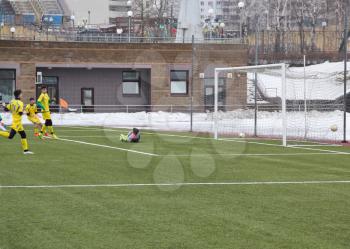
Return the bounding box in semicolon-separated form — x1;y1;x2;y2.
0;33;242;44
1;103;347;142
247;30;346;63
47;103;346;114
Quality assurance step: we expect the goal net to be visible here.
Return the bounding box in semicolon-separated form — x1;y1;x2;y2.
213;63;346;146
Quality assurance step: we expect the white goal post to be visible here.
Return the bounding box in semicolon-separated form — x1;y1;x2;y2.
214;63;287;147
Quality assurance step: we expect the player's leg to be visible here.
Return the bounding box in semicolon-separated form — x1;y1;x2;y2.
34;123;39;135
28;117;38;136
41;121;47;135
30;117;42;138
7;129;16;139
46;119;54;134
41;113;49;136
0;130;10;138
45;119;57;139
35;122;43;139
42;112;57;139
18;130;33;154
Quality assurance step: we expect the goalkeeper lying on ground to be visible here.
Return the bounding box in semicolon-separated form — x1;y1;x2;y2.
120;128;141;143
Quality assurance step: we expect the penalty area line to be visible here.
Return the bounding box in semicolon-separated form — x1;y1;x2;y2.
1;180;350;189
55;137;158;157
63;126;350;155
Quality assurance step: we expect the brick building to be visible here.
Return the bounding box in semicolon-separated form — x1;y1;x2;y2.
0;40;247;111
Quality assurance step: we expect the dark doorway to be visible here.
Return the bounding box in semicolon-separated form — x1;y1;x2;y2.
36;76;59;112
81;88;94;112
204;85;226;111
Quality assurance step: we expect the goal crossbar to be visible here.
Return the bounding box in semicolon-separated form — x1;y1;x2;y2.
214;63;287;147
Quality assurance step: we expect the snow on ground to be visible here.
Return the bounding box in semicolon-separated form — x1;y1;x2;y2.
1;110;347;142
249;61;350;100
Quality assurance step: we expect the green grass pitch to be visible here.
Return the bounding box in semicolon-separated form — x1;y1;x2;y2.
1;126;350;249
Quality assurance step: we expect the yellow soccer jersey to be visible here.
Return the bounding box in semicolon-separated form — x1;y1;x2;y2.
25;104;38;118
38;93;50;113
6;99;24;125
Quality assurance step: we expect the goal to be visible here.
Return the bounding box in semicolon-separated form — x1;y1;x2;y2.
213;64;288;146
213;62;346;146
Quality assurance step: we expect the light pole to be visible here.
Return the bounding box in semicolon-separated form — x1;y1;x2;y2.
44;16;54;41
88;10;91;25
127;10;133;42
163;12;167;38
10;26;15;39
322;21;327;52
181;27;187;43
343;0;348;143
71;15;75;29
238;1;245;42
170;4;174;38
117;28;123;42
127;0;132;42
208;8;214;39
0;22;4;39
220;22;225;38
254;14;260;137
265;9;269;30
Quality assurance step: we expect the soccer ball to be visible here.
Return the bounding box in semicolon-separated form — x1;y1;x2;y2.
239;132;246;138
330;125;338;132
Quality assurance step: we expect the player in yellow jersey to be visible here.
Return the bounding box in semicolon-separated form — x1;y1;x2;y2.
0;90;34;154
25;97;43;138
37;86;57;139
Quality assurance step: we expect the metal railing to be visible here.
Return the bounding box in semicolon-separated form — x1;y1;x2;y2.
0;33;242;44
44;103;346;114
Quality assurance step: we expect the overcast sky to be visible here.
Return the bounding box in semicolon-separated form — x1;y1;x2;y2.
66;0;110;25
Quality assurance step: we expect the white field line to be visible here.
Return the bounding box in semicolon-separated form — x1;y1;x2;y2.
59;136;111;138
52;135;342;157
63;126;286;147
289;144;342;147
162;153;345;157
1;180;350;189
55;137;158;157
52;129;107;132
286;146;350;155
58;135;341;147
59;126;336;146
62;126;350;155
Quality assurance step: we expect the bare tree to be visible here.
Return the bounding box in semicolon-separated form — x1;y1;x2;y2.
334;0;345;34
269;0;290;52
305;0;327;51
132;0;172;37
292;0;307;52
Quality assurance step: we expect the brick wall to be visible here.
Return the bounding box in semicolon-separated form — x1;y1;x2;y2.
0;40;248;106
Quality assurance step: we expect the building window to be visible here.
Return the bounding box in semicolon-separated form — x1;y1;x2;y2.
0;69;16;103
122;71;140;95
81;88;94;106
35;75;59;105
170;70;189;95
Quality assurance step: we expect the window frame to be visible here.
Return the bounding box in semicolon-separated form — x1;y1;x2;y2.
35;75;60;104
0;69;16;80
0;69;16;103
81;88;95;106
122;71;141;97
170;70;189;96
